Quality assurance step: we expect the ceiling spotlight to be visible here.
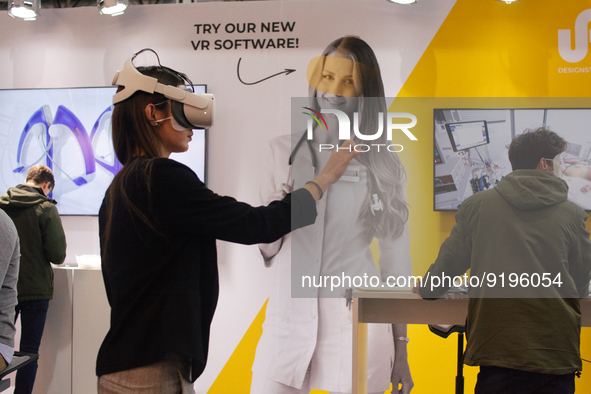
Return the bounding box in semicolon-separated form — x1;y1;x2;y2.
387;0;418;4
98;0;128;16
496;0;520;3
8;0;40;20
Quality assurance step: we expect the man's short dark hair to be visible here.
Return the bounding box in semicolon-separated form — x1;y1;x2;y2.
25;165;55;191
508;127;568;170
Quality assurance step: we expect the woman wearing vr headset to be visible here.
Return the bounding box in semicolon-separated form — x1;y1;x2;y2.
250;37;414;394
96;51;360;393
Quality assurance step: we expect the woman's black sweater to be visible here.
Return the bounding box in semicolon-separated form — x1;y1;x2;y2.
96;158;316;380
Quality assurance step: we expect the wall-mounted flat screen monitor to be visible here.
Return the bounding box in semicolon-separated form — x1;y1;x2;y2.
445;120;490;152
434;108;591;212
0;85;207;215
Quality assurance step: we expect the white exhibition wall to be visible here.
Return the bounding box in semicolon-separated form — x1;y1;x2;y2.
0;1;456;391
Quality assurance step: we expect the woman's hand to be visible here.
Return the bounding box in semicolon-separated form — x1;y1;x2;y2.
303;139;362;201
391;349;414;394
392;324;414;394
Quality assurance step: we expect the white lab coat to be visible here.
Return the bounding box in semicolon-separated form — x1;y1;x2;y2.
251;134;412;393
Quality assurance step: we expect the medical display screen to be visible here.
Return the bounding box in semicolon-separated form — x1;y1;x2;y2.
446;120;490;152
434;107;591;212
0;86;207;215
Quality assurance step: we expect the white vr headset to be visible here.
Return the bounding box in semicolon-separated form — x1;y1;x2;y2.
112;49;215;129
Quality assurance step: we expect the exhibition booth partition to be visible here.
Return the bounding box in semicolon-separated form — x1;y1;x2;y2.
2;0;591;393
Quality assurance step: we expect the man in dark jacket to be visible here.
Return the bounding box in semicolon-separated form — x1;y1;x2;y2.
0;210;20;373
419;127;591;394
0;165;66;394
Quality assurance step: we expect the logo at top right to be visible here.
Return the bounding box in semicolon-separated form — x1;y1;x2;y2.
558;9;591;63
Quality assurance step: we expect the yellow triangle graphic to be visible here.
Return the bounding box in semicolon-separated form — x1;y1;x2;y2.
207;299;331;394
399;0;591;98
208;299;268;393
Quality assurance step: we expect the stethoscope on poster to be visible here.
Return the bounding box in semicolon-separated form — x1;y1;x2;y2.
288;130;385;217
13;104;121;195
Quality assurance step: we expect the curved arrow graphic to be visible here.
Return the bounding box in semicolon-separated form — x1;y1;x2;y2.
237;57;296;85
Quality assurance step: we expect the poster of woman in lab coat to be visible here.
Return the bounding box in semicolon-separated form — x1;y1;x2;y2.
251;36;414;394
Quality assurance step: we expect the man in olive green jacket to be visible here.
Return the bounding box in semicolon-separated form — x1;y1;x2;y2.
0;165;66;394
419;127;591;394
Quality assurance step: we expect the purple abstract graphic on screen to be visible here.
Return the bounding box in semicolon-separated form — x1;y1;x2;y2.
0;86;207;215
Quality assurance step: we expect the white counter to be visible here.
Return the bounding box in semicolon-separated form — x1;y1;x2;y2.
32;267;110;394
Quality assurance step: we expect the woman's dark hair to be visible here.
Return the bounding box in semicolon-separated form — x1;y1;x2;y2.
309;37;409;241
508;127;568;170
102;66;185;256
